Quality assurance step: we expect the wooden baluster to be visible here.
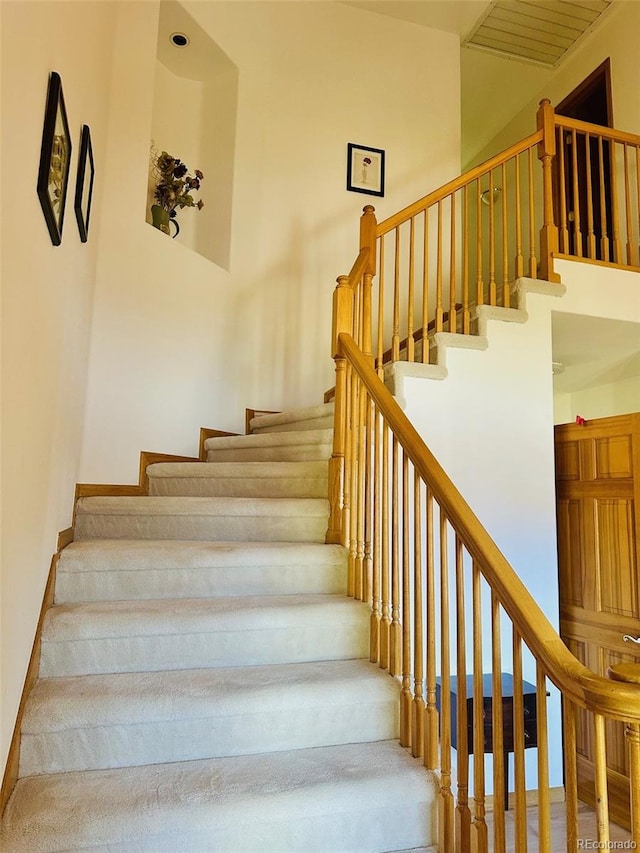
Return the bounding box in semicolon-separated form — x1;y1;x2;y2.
515;153;524;278
608;663;640;844
501;162;510;308
424;489;438;769
436;200;444;331
477;178;485;305
421;208;430;363
407;217;415;362
512;630;527;851
536;664;551;853
585;133;596;259
593;713;610;847
363;392;373;605
376;240;385;376
463;185;471;334
610;142;622;263
472;562;488;852
489;168;497;305
343;360;353;574
389;434;402;676
558;129;569;254
349;343;361;598
563;696;579;853
636;145;640;267
491;593;506;851
454;535;471;851
536;99;559;281
400;449;412;748
449;192;458;332
598;136;610;261
438;511;454;850
528;147;538;279
393;227;401;361
411;471;425;761
379;419;390;670
624;143;635;265
356;375;368;602
327;274;354;546
369;401;381;662
571;129;582;258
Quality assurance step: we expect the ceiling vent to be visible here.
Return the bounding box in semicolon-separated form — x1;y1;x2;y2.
463;0;612;67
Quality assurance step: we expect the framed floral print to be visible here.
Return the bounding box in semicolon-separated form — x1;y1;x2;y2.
347;143;385;197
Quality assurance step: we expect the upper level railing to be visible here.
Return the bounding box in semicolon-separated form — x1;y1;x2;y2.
349;99;639;372
327;99;640;851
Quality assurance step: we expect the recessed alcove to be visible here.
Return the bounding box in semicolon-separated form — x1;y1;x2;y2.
148;1;237;269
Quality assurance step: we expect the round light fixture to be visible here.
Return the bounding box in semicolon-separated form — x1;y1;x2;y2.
170;32;189;47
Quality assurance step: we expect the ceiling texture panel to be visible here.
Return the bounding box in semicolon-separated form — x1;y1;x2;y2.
463;0;612;67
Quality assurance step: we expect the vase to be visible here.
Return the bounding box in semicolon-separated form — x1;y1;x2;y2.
151;204;171;235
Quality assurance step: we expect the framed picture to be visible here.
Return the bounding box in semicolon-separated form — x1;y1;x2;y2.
347;143;385;197
74;125;94;242
37;71;72;246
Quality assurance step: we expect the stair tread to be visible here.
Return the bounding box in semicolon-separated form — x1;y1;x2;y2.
250;402;334;431
43;594;367;641
147;460;328;478
2;741;435;852
204;427;333;450
24;659;397;732
58;540;346;573
75;495;329;517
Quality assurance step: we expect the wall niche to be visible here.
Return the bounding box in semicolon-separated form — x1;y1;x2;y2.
148;1;237;269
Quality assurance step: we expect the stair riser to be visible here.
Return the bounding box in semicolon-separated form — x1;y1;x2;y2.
39;624;369;677
252;416;334;434
148;476;327;499
20;699;398;776
206;445;332;462
55;564;347;603
74;513;327;543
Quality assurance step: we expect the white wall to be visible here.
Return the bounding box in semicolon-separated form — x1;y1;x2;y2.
400;289;564;790
0;0;117;774
555;375;640;424
79;0;462;483
472;0;640;165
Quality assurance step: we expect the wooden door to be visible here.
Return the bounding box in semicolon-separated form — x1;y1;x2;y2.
555;412;640;830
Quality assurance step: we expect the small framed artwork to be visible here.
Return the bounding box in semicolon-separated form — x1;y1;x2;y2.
347;143;385;197
74;125;95;242
37;71;72;246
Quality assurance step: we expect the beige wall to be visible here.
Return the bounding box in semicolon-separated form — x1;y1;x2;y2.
0;0;117;774
79;0;462;484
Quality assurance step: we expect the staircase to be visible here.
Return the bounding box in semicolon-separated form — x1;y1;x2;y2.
0;403;437;852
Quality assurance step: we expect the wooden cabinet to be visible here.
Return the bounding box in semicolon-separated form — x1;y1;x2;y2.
436;672;539;808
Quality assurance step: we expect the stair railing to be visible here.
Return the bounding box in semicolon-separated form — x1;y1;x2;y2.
327;100;640;849
340;100;640;377
329;325;640;851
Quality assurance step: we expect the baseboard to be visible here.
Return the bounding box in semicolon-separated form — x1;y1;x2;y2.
0;550;60;816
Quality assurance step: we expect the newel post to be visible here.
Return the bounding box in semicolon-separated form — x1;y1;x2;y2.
608;663;640;844
326;275;354;546
536;98;562;283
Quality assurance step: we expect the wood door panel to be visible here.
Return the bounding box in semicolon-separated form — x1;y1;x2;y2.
555;413;640;828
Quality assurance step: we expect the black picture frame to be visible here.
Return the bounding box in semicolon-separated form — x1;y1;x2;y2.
74;125;94;243
347;142;385;197
37;72;72;246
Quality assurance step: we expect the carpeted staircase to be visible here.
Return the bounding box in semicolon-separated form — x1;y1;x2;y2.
0;403;437;852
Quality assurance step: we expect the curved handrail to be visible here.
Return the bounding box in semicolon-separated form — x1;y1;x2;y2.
339;331;640;722
346;247;370;290
376;129;543;236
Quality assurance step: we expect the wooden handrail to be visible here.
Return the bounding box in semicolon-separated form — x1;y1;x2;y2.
338;330;640;723
347;247;370;289
554;114;640;146
377;130;543;237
